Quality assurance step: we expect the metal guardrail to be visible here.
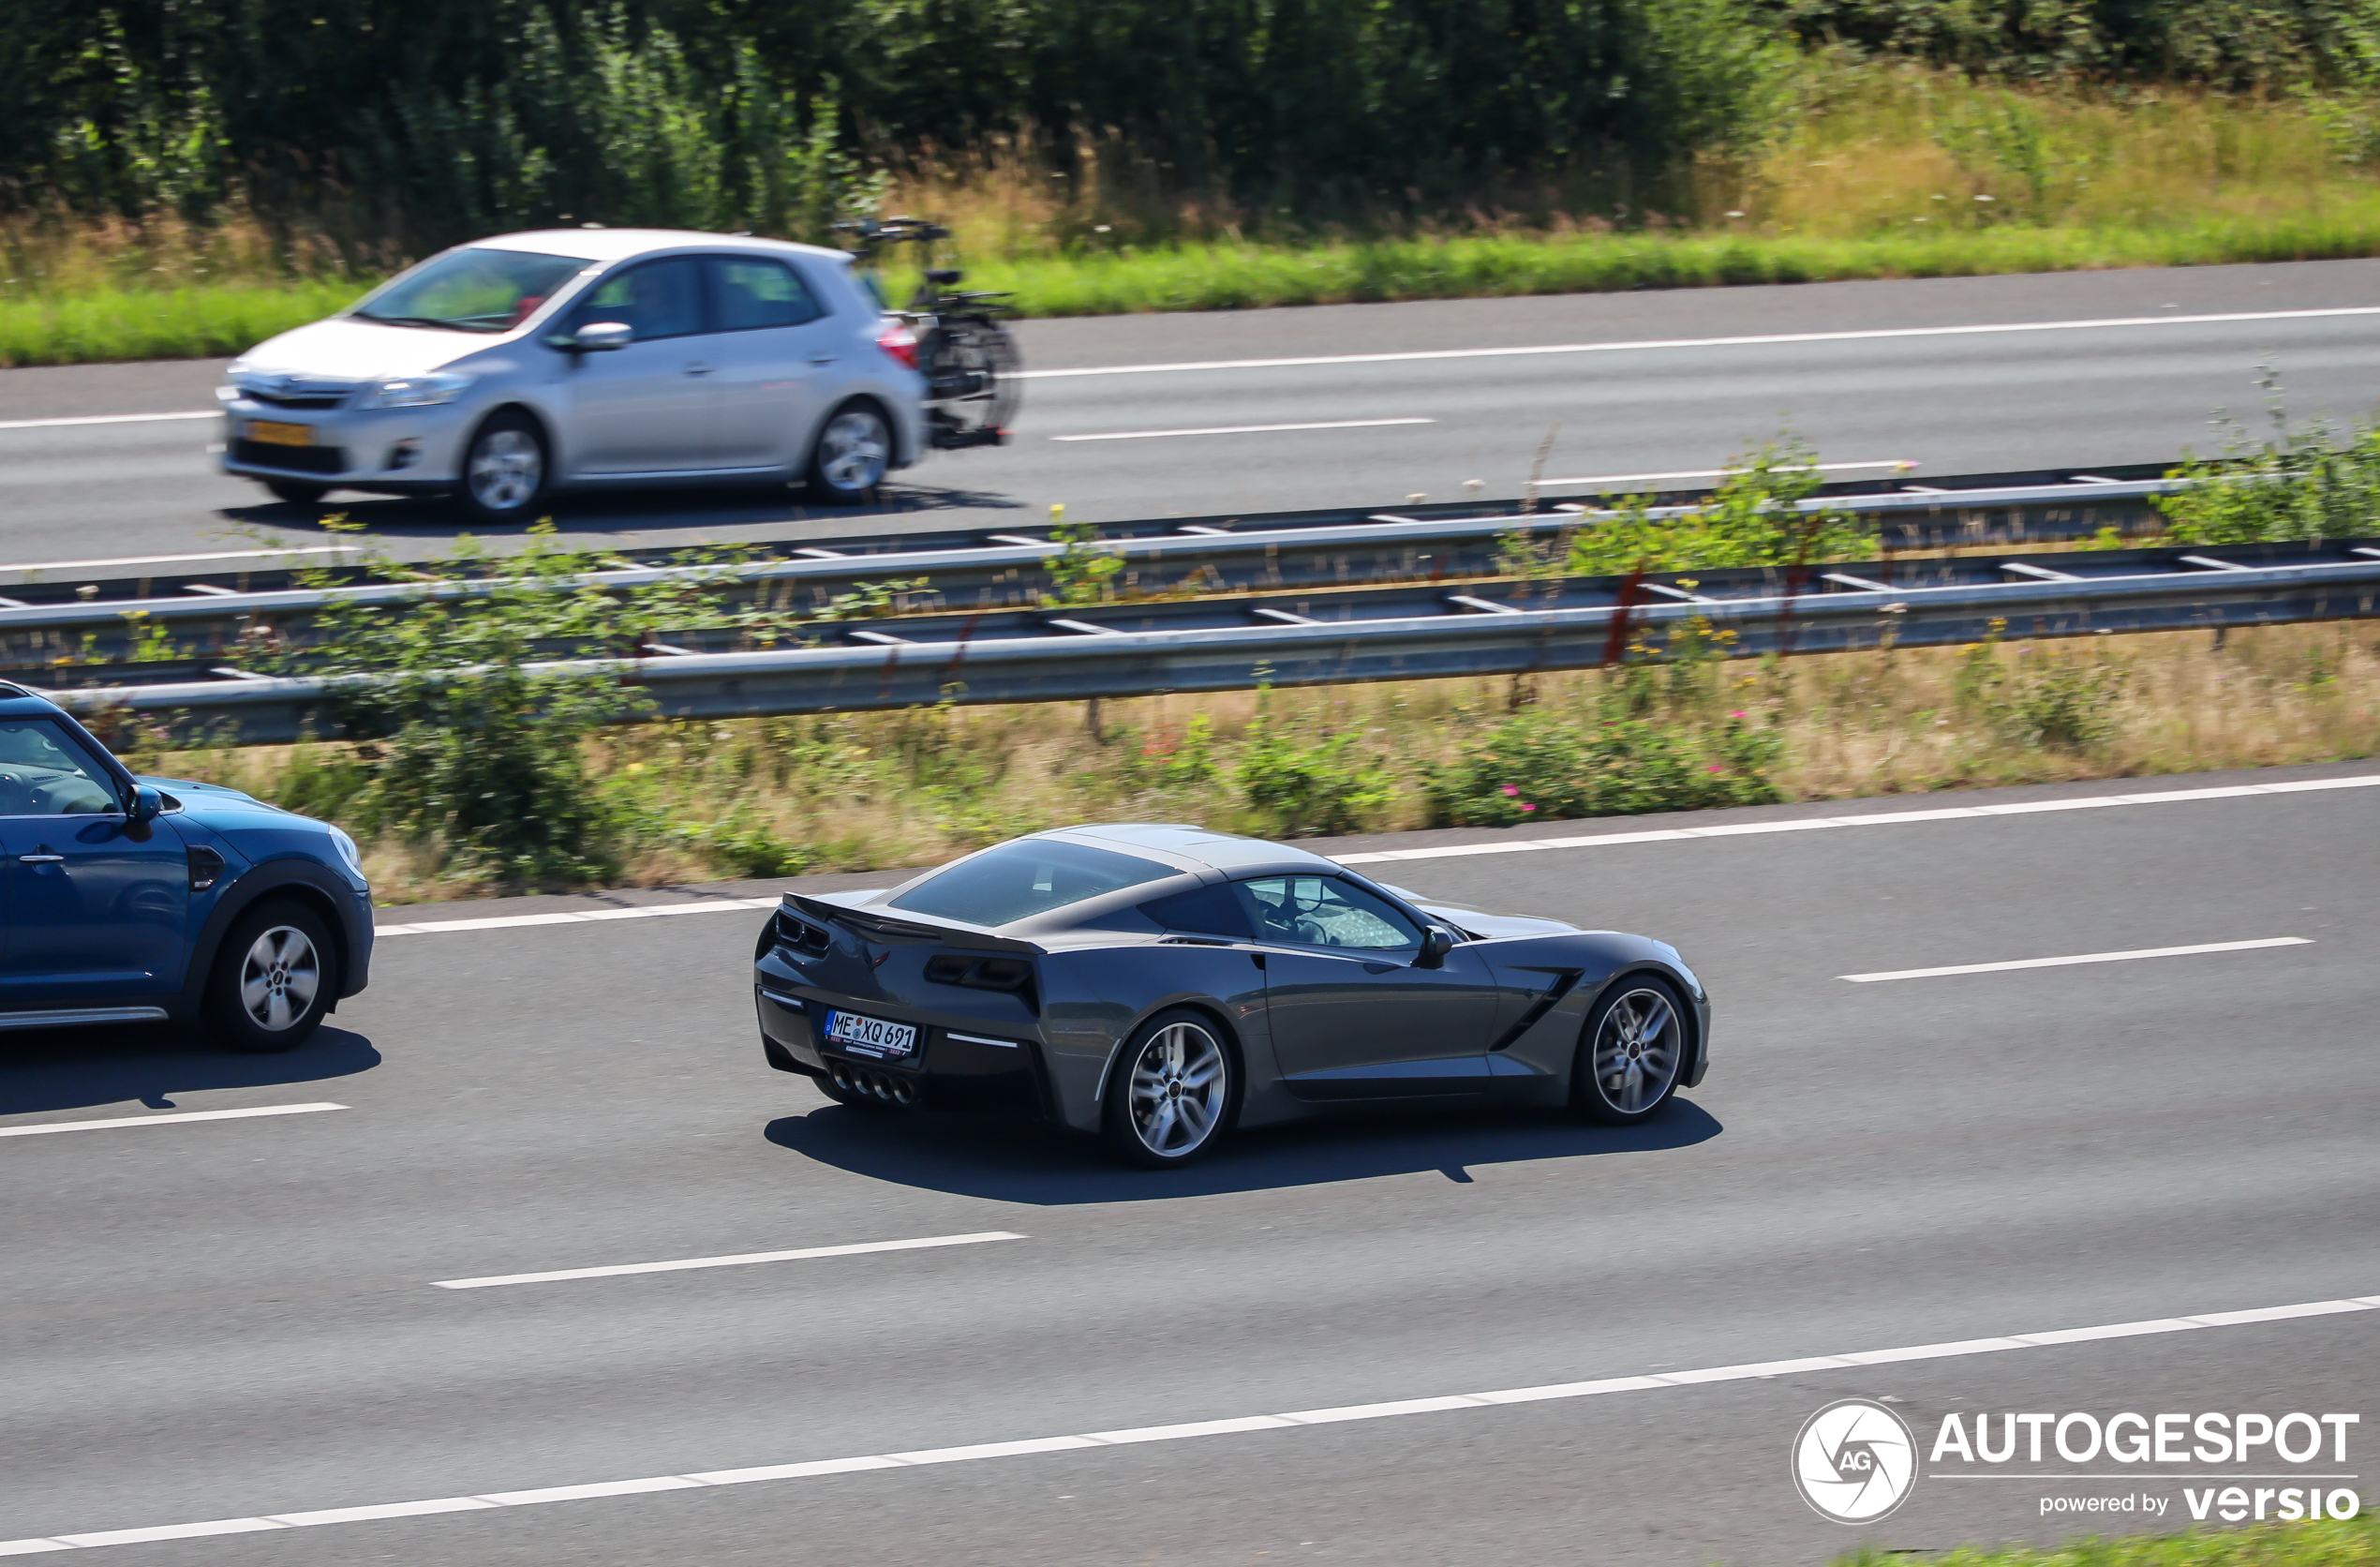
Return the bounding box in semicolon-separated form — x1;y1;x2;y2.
2;463;2178;667
57;543;2380;744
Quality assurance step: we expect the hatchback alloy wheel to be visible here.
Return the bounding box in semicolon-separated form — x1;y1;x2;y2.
809;405;889;501
468;426;543;514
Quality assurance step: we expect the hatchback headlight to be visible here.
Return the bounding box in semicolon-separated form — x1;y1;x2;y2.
328;826;364;875
364;372;474;409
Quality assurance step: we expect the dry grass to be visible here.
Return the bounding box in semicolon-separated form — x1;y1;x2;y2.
130;619;2380;905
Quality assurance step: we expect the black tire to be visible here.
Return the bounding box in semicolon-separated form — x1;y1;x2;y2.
206;899;337;1053
263;479;329;506
1101;1007;1236;1168
1571;976;1688;1126
812;1059;903;1112
454;409;548;526
805;400;892;504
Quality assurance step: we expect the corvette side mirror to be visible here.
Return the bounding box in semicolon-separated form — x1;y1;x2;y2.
1416;926;1455;968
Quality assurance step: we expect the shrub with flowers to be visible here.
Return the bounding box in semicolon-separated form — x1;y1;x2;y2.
1418;706;1783;828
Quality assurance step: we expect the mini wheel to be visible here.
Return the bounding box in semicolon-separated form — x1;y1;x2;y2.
806;402;890;504
1103;1007;1235;1167
207;900;336;1053
1572;978;1687;1125
456;410;547;525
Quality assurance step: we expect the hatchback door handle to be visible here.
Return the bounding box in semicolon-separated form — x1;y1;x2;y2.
681;362;715;377
808;353;839;366
19;853;62;863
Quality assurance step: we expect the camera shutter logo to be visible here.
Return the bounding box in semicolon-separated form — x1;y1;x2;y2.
1792;1398;1920;1523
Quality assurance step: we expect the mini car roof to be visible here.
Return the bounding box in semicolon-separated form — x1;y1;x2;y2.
470;228;852;265
1044;823;1342;877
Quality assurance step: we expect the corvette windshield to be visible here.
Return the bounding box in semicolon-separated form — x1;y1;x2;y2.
351;247;585;334
889;840;1174;927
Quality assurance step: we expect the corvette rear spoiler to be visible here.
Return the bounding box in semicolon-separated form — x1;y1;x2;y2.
780;893;1043;955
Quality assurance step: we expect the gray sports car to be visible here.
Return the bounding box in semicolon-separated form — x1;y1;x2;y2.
751;825;1711;1167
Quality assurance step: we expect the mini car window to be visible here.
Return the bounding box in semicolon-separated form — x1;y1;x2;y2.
1140;884;1255;940
351;246;584;334
566;257;705;342
0;721;121;816
710;258;825;330
889;839;1176;927
1234;875;1420;951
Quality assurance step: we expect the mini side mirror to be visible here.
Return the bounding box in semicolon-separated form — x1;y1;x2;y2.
1416;925;1455;968
557;320;632;352
128;784;163;824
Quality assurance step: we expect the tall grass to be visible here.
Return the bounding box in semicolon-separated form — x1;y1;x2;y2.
9;65;2380;365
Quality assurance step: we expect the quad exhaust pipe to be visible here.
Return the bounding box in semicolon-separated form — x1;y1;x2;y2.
830;1064;916;1106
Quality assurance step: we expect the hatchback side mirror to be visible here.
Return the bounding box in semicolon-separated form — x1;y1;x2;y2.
556;320;632;352
1416;926;1455;968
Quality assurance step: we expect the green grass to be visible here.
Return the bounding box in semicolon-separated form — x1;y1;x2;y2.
1838;1515;2378;1567
12;203;2380;367
0;277;366;368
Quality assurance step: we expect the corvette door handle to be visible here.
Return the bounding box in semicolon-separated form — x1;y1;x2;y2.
19;853;62;863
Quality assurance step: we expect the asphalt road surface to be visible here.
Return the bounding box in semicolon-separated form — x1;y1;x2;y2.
4;761;2374;1564
3;258;2380;569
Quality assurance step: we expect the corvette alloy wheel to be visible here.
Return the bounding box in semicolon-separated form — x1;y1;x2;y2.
1118;1018;1229;1163
1580;983;1684;1122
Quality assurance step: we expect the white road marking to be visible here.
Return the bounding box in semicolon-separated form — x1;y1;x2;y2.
376;895;782;937
8;1290;2373;1554
1839;936;2313;983
1329;772;2380;865
0;1102;347;1140
1540;460;1914;487
432;1231;1024;1290
1051;418;1434;441
0;410;216;432
0;545;356;576
1016;305;2380;381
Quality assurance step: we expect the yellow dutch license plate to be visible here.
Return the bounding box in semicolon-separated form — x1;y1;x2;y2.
245;420;315;447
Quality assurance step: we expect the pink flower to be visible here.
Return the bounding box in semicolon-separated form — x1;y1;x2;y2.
1520;803;1537;812
1500;784;1520;796
1731;710;1746;719
1707;764;1724;773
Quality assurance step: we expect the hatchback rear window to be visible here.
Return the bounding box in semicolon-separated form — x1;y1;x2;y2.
889;840;1175;927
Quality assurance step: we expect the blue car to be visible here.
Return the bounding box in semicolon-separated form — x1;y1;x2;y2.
0;684;372;1052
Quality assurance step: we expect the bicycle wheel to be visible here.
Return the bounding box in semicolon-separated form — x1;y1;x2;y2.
920;317;1020;445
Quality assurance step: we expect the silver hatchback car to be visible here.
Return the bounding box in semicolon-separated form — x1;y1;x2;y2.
218;229;927;521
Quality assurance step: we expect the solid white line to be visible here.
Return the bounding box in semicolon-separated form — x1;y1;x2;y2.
0;545;356;576
1541;460;1913;487
1050;418;1434;441
10;1290;2373;1555
0;410;215;432
1840;936;2312;984
0;1102;347;1140
1328;773;2380;866
376;895;781;937
431;1231;1024;1289
1016;306;2380;381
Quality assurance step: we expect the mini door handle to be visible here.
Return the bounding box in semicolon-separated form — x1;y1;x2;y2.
19;853;62;863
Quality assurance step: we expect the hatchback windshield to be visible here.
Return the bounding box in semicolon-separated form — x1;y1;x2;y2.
351;247;586;334
889;840;1175;927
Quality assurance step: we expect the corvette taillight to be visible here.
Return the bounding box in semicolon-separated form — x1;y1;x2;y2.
876;320;919;371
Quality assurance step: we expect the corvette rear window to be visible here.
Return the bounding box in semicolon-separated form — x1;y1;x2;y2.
888;839;1175;927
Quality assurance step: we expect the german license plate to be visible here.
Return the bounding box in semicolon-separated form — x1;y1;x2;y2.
245;420;315;447
822;1008;917;1060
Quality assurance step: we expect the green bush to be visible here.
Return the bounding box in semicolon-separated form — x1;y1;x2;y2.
1236;699;1394;836
1955;619;2130;752
1568;439;1875;575
1835;1515;2379;1567
2157;385;2380;545
1420;706;1783;826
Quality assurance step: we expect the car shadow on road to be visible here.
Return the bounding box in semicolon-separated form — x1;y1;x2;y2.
0;1023;379;1117
764;1099;1723;1204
